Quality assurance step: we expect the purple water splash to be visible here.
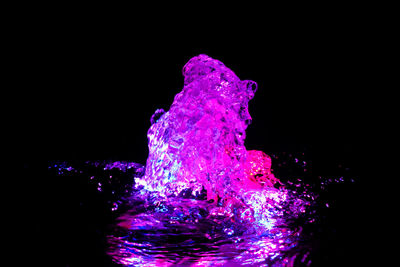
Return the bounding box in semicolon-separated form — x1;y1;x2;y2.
102;55;349;266
144;54;267;199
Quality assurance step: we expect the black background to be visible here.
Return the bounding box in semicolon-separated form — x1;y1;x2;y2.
39;31;365;165
22;13;370;266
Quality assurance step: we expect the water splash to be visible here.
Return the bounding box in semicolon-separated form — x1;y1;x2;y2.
108;55;313;265
48;55;354;266
143;54;260;201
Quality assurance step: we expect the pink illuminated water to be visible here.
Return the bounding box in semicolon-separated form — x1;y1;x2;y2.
143;54;260;201
48;55;354;266
105;55;314;265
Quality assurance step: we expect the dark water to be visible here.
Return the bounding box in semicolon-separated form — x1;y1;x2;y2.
41;151;363;266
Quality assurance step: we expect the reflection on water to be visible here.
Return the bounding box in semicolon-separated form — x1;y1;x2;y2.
107;206;303;266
